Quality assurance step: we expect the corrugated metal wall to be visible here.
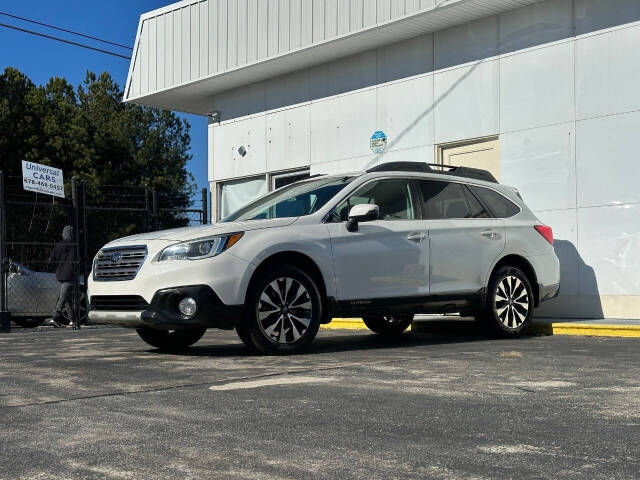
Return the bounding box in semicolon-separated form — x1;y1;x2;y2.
126;0;438;99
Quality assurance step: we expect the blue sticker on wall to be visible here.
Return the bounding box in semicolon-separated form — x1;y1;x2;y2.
370;130;387;154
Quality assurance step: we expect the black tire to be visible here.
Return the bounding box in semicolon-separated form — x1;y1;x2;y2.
13;317;46;328
362;315;413;335
238;265;322;355
136;327;206;351
235;323;258;352
477;265;534;337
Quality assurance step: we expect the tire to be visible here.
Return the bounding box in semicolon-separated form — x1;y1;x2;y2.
13;318;46;328
362;315;413;335
237;265;322;355
477;265;534;337
136;327;206;351
235;324;258;352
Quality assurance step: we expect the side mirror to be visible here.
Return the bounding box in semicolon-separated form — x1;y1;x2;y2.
346;204;379;232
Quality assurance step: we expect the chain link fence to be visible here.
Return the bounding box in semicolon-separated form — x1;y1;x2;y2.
0;171;208;332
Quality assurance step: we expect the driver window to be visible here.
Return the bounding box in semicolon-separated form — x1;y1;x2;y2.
331;179;415;222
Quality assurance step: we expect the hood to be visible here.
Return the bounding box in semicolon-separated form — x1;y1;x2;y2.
104;217;298;247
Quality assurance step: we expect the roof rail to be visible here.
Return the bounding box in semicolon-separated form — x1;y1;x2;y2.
366;161;497;183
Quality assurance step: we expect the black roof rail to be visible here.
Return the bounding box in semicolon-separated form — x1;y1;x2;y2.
366;161;498;183
366;162;433;174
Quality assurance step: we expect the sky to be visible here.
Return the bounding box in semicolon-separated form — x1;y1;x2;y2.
0;0;208;197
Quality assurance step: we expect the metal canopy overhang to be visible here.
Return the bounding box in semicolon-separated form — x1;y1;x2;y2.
125;0;540;115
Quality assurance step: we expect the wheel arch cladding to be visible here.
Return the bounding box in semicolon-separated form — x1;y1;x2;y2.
246;251;328;308
490;255;539;307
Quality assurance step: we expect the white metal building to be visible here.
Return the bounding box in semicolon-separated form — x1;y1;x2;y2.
124;0;640;319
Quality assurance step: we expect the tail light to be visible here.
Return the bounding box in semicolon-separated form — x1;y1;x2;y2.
534;225;553;245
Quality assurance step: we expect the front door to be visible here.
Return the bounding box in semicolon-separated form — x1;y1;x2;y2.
326;178;429;301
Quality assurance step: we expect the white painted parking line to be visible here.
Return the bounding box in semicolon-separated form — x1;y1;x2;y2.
209;376;333;391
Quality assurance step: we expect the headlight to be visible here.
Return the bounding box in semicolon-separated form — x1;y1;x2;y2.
158;233;244;261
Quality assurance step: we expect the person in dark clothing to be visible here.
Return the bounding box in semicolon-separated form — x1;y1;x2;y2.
48;225;74;327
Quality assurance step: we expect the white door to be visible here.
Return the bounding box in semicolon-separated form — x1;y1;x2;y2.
439;137;500;181
326;178;429;301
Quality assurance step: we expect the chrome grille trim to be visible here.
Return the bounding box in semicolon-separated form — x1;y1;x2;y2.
93;245;148;282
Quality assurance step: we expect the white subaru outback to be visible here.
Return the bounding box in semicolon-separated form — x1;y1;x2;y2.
88;162;559;354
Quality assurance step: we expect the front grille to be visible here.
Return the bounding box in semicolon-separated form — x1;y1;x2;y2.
94;245;147;281
90;295;150;311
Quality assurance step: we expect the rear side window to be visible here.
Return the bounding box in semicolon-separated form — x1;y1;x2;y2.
418;180;489;219
470;186;520;218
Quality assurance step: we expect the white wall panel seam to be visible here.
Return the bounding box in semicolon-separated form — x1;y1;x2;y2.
157;15;165;90
301;0;312;46
182;7;190;83
200;1;209;77
228;0;238;69
326;0;337;39
499;118;583;137
190;4;198;80
140;20;148;95
209;0;218;74
575;107;640;124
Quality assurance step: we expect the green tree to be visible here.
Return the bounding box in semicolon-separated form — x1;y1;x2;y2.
0;67;196;265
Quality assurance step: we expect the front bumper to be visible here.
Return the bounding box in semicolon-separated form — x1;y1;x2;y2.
89;284;244;330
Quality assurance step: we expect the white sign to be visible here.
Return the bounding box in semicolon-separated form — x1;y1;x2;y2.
370;130;387;154
21;160;65;198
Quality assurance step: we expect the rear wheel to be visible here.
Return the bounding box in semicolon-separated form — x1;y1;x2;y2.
237;265;322;355
362;315;413;335
477;266;534;337
136;327;206;351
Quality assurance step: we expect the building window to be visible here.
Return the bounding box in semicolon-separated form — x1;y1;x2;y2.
218;175;267;219
270;169;311;190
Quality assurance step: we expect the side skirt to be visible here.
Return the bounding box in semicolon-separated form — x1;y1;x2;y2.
328;290;486;318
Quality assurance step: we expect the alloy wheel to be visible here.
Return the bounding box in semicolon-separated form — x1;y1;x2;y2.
257;277;313;344
382;316;406;325
494;275;530;329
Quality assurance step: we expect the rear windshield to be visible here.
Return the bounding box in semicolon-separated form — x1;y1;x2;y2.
224;177;353;222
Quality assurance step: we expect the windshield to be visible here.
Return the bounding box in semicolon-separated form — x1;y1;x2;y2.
223;176;353;222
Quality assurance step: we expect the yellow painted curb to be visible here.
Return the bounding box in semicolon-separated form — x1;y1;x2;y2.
320;318;366;330
320;318;413;331
531;323;640;338
322;318;639;338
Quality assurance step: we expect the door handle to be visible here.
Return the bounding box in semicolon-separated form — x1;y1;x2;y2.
481;230;499;239
407;233;427;242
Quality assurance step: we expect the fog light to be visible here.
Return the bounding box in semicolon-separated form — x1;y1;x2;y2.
178;297;197;317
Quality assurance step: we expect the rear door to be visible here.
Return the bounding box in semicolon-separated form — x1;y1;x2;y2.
417;179;505;295
326;178;429;301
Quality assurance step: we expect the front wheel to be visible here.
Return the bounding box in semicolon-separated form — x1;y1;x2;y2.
237;265;322;355
362;315;413;335
136;327;206;351
477;266;534;337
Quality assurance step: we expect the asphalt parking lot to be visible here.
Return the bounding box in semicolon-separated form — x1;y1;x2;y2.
1;326;639;480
